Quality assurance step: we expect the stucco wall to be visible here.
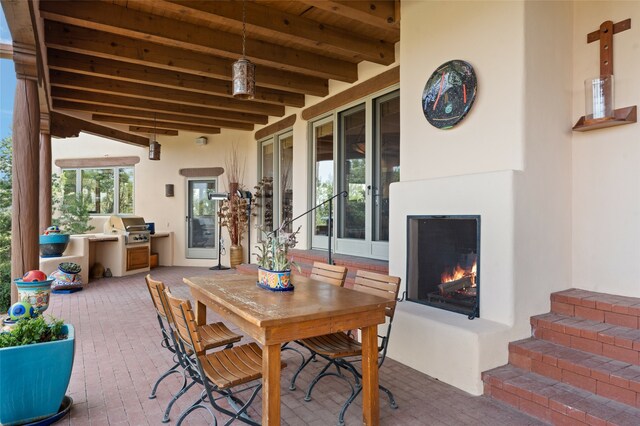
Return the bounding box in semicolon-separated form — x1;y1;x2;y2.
572;2;640;297
400;0;525;182
513;0;573;334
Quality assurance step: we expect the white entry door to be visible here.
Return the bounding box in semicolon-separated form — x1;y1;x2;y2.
186;179;216;259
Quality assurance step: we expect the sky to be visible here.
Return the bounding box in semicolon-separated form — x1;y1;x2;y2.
1;8;16;140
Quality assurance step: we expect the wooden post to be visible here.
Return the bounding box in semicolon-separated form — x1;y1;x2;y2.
39;131;52;233
262;344;281;426
11;77;40;303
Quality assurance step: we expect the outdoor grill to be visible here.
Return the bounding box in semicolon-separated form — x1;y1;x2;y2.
104;215;150;244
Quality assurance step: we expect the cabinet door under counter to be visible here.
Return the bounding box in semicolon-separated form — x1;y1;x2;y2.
126;245;150;271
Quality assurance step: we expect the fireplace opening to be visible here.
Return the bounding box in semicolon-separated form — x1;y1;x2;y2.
406;215;480;319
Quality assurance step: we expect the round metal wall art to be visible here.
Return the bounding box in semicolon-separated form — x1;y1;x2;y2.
422;60;477;129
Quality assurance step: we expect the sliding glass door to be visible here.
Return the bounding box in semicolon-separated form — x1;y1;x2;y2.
311;89;399;260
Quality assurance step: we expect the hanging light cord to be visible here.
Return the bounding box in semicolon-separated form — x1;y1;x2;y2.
241;0;247;59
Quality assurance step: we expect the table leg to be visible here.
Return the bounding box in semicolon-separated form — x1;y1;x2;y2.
195;300;207;326
361;325;380;425
262;344;281;426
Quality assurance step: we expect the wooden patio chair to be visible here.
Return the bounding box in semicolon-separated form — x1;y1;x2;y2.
283;262;348;372
309;261;348;287
164;288;284;426
145;275;242;423
290;270;401;426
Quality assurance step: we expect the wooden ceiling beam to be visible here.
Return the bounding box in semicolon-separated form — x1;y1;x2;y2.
50;111;149;147
159;0;395;65
51;87;268;124
49;69;285;117
93;114;221;135
130;126;178;136
52;100;255;131
40;0;357;82
0;43;13;59
301;1;400;32
44;20;328;97
47;49;305;108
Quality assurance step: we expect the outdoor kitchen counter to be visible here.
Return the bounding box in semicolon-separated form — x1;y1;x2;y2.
86;234;119;242
150;231;174;266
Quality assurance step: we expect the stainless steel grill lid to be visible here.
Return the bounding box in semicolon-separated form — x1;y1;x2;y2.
104;215;148;234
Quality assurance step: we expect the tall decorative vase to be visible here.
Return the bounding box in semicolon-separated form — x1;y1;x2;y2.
229;244;243;268
14;279;54;315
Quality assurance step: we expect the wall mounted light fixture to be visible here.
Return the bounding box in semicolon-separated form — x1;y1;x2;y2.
573;19;636;131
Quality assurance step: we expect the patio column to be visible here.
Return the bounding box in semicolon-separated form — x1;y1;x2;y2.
11;44;40;303
39;117;52;232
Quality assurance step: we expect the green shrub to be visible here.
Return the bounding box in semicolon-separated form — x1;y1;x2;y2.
0;261;10;314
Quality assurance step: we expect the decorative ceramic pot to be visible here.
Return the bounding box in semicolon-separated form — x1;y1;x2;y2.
229;244;243;269
49;267;83;292
39;233;70;257
257;267;292;291
14;279;54;315
0;324;75;425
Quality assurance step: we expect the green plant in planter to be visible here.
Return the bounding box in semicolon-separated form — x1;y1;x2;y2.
0;314;74;425
0;315;65;348
255;223;301;272
58;262;81;274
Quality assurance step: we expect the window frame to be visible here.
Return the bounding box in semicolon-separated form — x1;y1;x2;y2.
61;166;135;216
307;85;399;260
257;128;294;231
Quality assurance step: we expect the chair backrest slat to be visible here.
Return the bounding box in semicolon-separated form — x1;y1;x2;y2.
310;262;348;287
145;274;168;319
353;270;401;319
163;289;204;354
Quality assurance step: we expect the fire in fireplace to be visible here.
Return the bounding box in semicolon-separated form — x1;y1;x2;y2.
406;215;480;318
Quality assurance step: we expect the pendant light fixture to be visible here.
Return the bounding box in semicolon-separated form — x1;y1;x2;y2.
232;0;255;99
149;113;161;160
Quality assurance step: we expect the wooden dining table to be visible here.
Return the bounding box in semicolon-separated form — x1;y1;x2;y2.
183;273;394;426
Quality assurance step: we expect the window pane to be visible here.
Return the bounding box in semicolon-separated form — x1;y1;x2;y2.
61;170;77;200
82;169;114;214
338;105;366;240
374;92;400;241
280;135;293;232
261;142;274;231
118;168;134;214
314;121;333;236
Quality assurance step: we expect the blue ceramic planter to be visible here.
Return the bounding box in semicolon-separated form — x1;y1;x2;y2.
0;324;75;426
39;234;70;257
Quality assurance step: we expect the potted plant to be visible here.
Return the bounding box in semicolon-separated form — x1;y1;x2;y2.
219;144;249;268
255;223;301;291
0;315;74;425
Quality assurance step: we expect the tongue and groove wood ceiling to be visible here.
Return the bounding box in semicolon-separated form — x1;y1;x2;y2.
40;0;400;139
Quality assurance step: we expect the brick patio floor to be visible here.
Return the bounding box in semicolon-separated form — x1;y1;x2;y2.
45;266;545;426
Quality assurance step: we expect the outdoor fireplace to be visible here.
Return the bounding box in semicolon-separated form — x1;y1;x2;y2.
406;215;480;318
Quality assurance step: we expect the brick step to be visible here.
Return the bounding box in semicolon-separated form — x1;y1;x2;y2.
483;364;640;425
509;338;640;408
532;313;640;365
551;289;640;329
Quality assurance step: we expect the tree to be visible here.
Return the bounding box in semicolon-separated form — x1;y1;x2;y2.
0;136;12;312
51;173;94;235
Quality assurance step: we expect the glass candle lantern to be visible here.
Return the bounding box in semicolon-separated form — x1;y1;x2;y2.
584;75;614;123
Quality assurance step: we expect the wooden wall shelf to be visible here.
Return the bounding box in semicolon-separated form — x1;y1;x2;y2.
573;105;637;132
